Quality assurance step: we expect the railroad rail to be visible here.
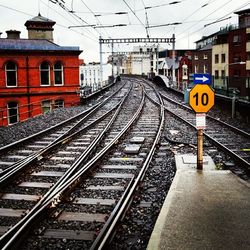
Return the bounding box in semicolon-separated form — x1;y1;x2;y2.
0;79;165;249
0;81;129;183
141;78;250;172
0;77;249;249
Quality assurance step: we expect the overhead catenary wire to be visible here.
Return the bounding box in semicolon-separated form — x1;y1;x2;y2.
166;0;218;36
176;0;235;41
176;0;250;42
47;0;101;41
141;0;150;38
79;0;107;37
122;0;149;38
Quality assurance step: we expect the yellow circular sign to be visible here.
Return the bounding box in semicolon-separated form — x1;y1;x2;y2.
189;84;214;113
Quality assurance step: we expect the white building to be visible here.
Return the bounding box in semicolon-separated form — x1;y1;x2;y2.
120;45;164;76
80;63;117;92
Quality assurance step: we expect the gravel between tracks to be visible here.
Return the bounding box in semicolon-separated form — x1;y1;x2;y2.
0;105;92;148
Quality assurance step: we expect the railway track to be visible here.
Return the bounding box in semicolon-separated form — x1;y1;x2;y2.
0;77;249;249
0;78;166;249
0;81;129;182
140;78;250;172
160;92;250;170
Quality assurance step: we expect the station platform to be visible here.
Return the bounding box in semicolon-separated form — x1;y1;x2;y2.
147;154;250;250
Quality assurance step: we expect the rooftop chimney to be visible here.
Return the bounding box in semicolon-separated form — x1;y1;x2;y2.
6;30;21;39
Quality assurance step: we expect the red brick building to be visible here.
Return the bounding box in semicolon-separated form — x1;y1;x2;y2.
0;14;82;126
158;49;193;89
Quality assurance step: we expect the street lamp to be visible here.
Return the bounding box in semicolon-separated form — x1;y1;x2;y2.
223;61;246;96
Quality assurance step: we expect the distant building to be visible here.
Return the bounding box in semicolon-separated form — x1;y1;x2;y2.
80;63;112;89
120;45;161;76
158;49;193;90
192;44;212;75
79;62;116;96
192;8;250;98
0;14;82;126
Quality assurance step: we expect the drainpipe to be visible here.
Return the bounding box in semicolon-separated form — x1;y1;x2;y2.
26;56;31;118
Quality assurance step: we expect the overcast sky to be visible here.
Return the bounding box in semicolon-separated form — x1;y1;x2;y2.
0;0;249;63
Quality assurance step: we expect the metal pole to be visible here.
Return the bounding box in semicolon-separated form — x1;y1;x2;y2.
172;33;176;87
197;129;203;170
111;40;114;79
156;44;159;75
99;35;103;87
232;92;236;118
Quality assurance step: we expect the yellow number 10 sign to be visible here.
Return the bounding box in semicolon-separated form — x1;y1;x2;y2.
189;84;215;113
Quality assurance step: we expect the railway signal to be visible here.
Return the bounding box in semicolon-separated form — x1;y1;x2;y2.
189;84;214;113
189;76;214;170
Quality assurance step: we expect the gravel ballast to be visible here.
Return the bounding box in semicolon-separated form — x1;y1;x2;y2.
0;106;90;148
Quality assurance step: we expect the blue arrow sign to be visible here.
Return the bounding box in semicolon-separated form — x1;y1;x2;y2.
193;74;212;85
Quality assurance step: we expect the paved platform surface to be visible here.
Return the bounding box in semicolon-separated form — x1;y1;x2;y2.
147;154;250;250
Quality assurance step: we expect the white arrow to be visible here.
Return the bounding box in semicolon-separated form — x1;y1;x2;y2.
195;76;209;82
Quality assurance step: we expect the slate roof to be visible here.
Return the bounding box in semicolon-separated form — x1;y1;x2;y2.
197;43;213;51
158;58;179;70
0;38;81;52
25;13;55;24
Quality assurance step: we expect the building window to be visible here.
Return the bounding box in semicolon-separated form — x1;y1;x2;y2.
203;54;208;59
233;53;241;63
54;61;63;85
215;70;219;79
194;55;198;60
234;70;241;77
5;61;17;87
54;99;64;108
221;54;226;63
247;33;250;42
233;35;241;45
204;65;208;73
7;101;19;125
215;54;219;64
41;100;51;113
221;70;225;78
40;61;50;86
194;65;199;73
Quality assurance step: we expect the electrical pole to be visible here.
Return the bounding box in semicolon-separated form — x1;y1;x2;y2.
111;40;114;79
156;44;159;75
99;35;103;88
172;33;176;87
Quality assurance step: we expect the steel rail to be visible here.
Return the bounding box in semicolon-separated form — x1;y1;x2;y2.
0;76;120;154
160;92;250;138
0;105;95;153
0;100;119;185
0;82;142;249
0;81;128;179
0;80;126;154
90;82;165;249
40;82;133;203
158;99;250;170
135;79;250;169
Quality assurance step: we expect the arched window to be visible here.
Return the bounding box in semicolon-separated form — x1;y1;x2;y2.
54;61;63;85
40;61;50;86
7;102;19;125
5;61;17;87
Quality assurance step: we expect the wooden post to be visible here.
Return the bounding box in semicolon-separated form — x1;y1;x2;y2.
197;129;203;170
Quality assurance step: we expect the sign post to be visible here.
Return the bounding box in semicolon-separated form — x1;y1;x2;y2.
197;129;203;170
196;113;206;170
189;75;214;170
